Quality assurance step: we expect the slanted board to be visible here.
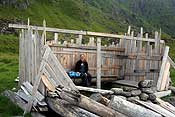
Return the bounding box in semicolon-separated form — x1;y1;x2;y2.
157;46;169;91
41;75;55;91
168;56;175;69
112;80;139;88
46;46;77;91
134;99;175;117
160;61;170;91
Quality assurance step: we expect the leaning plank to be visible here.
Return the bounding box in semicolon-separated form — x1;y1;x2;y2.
157;46;169;91
24;46;51;114
2;90;27;111
41;75;55;91
112;80;139;88
168;56;175;69
160;61;170;91
108;96;162;117
133;99;175;117
76;86;114;95
154;90;171;98
47;97;99;117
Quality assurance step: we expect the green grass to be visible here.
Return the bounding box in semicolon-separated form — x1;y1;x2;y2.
0;34;24;116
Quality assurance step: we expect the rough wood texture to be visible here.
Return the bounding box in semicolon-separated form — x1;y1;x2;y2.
47;97;99;117
134;99;175;117
154;90;171;98
76;86;114;95
96;37;101;89
109;96;162;117
157;46;169;91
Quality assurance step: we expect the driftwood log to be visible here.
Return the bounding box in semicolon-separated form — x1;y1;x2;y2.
47;97;99;117
108;96;162;117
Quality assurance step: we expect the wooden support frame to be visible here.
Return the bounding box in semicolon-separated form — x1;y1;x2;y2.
9;24;165;43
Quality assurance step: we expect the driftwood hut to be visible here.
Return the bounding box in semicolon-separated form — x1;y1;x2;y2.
3;20;175;117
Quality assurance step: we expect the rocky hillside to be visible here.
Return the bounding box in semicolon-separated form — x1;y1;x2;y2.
0;0;175;38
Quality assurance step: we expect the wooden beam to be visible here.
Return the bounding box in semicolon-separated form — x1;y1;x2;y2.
76;86;114;95
9;24;165;43
154;90;171;98
96;37;101;89
157;46;169;91
134;99;175;117
108;96;162;117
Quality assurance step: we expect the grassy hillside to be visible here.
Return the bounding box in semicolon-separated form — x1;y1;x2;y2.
0;0;175;116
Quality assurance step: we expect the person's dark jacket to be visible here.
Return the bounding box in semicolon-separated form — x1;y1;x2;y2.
75;60;88;73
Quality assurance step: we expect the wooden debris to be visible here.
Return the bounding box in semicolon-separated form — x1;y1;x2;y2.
113;80;139;88
134;99;175;117
108;96;162;117
76;86;114;95
154;90;171;98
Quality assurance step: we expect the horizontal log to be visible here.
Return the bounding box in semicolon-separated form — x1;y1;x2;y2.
46;97;99;117
154;90;171;98
109;96;162;117
76;86;114;95
9;24;164;43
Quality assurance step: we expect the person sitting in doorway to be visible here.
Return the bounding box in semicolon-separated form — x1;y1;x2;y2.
75;54;91;86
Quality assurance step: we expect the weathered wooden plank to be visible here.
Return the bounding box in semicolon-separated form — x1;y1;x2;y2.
160;61;170;91
157;46;169;91
113;80;139;88
96;37;101;89
9;24;165;43
76;86;114;95
156;98;175;115
41;75;55;91
168;56;175;69
24;46;51;114
109;96;162;117
2;90;27;111
23;82;45;102
134;99;174;117
154;90;171;98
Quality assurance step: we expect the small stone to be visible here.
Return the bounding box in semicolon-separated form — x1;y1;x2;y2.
141;88;154;94
148;94;156;102
138;80;154;88
121;86;137;92
121;91;132;97
131;89;141;96
117;96;127;100
140;93;149;101
111;88;123;95
127;96;140;102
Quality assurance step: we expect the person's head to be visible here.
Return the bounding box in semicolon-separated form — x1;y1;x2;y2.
80;54;86;62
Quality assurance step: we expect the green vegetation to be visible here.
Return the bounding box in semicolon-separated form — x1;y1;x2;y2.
0;0;175;116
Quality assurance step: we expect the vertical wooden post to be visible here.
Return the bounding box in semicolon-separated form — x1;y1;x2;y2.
97;37;101;89
127;25;131;36
157;46;169;91
76;34;82;46
54;33;58;44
